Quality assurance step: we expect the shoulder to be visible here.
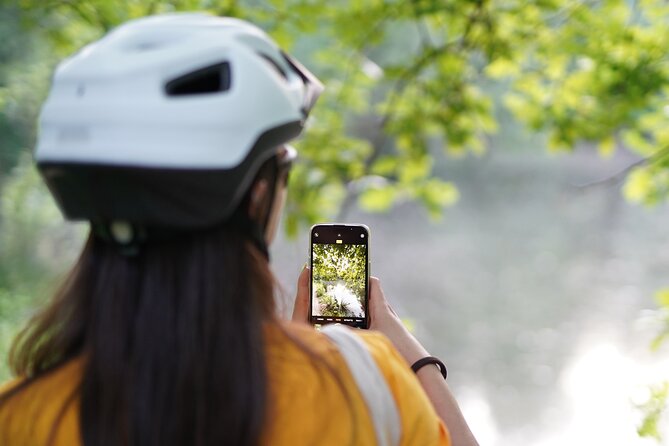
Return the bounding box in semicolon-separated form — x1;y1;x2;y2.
0;376;23;396
354;330;451;446
265;321;341;361
0;358;84;446
0;357;84;401
273;324;450;446
263;322;379;445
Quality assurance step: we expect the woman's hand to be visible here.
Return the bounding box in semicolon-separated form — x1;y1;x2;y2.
367;277;431;366
291;265;310;323
292;268;479;445
291;267;430;365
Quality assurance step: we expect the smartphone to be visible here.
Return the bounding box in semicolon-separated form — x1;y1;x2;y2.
309;223;370;329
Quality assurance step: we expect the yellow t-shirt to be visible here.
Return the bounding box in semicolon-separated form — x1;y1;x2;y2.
0;322;450;446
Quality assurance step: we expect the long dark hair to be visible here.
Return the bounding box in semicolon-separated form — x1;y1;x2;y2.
1;161;282;446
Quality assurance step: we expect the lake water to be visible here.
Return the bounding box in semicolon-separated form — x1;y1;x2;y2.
272;146;669;445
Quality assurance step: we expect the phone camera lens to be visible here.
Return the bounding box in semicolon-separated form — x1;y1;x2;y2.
361;234;365;238
315;233;319;237
338;234;341;237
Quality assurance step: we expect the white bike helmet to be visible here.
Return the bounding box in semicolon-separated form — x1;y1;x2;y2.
35;13;322;250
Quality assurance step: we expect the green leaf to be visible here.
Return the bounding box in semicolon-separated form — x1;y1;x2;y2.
637;382;669;440
624;168;654;203
358;186;397;213
399;156;432;184
422;180;459;207
371;156;398;176
651;333;669;352
598;136;616;158
656;289;669;308
414;179;459;220
485;57;519;79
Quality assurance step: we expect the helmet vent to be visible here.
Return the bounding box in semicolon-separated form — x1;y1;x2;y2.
259;53;288;80
165;62;231;96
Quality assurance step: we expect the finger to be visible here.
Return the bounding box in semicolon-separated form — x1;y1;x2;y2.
369;277;392;311
292;265;310;323
369;276;384;307
369;277;389;326
369;277;398;324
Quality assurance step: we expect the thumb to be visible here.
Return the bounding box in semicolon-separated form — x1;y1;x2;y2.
368;277;398;328
292;265;310;323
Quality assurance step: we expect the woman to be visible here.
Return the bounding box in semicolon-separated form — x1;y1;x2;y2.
0;13;478;446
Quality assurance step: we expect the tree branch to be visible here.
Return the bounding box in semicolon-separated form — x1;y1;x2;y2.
382;0;484;125
336;6;486;220
331;3;404;108
574;145;669;190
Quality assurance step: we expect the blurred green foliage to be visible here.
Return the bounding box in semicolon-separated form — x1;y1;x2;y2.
9;0;669;229
650;289;669;352
2;0;669;436
638;381;669;441
0;154;85;378
636;288;669;441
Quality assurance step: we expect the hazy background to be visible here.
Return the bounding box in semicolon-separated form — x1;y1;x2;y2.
273;144;669;445
2;1;669;444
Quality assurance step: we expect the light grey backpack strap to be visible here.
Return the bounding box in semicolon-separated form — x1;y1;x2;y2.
321;324;402;446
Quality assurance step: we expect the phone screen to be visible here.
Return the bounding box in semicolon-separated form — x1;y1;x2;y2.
310;224;369;329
